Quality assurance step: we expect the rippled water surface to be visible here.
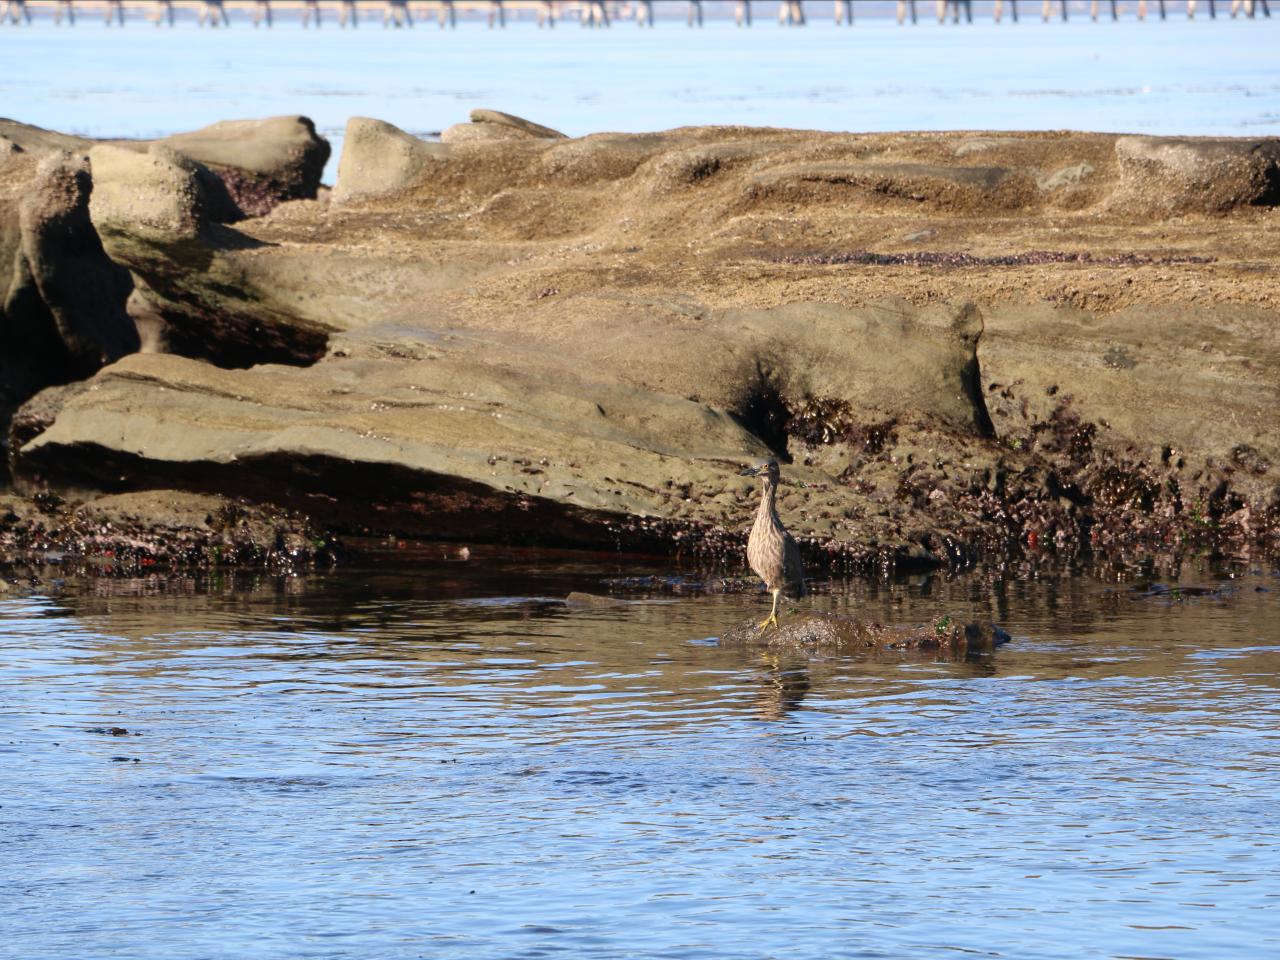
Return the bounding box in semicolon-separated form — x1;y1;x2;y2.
3;557;1279;958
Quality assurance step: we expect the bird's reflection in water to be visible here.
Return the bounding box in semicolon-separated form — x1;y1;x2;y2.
752;652;812;721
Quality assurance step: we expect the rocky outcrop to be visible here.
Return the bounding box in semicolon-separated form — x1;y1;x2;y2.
84;130;331;369
1;147;136;465
0;487;328;573
441;110;568;145
18;152;138;370
4;117;1280;569
156;115;330;218
12;345;770;549
469;108;567;139
332;117;452;203
0;116;331;470
1114;135;1280;213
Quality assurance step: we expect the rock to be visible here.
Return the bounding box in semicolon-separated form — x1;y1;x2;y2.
441;121;537;144
645;142;765;191
0;486;328;572
1114;135;1280;213
88;143;211;239
719;611;1010;657
979;301;1279;470
1038;162;1094;191
0;119;91;157
5;121;1280;563
1;150;136;464
469;109;566;139
753;161;1031;210
332;117;451;203
954;136;1020;157
565;591;626;608
17;153;137;367
12;349;772;547
7;381;88;482
156;115;330;217
540;132;668;182
87;142;328;370
0;116;328;222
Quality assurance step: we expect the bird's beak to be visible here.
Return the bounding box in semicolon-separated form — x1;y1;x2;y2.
739;465;761;477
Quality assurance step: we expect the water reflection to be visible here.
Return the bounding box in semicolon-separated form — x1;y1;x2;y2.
2;557;1278;959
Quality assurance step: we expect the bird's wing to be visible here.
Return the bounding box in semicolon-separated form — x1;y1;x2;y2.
783;533;806;597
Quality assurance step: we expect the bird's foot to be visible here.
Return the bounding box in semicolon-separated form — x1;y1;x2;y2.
757;612;779;633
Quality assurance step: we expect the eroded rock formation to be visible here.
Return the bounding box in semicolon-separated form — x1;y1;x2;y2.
0;115;331;465
2;113;1278;571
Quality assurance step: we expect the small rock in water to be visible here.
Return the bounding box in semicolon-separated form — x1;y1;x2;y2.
719;611;1010;658
565;591;626;609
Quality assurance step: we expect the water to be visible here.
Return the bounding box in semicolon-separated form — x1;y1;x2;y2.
3;558;1279;958
3;16;1278;182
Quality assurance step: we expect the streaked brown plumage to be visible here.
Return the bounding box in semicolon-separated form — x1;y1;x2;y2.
740;458;806;631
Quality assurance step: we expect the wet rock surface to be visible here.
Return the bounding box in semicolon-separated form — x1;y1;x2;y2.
2;116;1278;573
719;611;1011;658
0;488;332;576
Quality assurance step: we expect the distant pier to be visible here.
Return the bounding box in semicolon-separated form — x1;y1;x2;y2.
0;0;1272;27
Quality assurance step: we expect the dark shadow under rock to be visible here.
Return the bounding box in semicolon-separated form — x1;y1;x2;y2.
719;611;1010;657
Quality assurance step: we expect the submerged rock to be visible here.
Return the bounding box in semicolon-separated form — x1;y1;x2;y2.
565;591;628;608
720;612;1011;657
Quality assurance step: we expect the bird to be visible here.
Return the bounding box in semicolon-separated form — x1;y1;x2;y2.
739;458;806;632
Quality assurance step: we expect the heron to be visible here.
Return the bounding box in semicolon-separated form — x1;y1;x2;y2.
740;458;806;632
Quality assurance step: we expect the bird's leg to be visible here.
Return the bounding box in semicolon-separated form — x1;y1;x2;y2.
758;588;781;632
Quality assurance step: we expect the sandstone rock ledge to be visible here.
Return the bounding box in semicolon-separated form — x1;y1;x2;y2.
2;114;1279;573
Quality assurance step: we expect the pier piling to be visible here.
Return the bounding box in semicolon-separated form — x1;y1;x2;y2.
197;0;227;26
383;0;409;27
1;0;31;23
2;1;1272;30
778;0;804;26
582;0;608;27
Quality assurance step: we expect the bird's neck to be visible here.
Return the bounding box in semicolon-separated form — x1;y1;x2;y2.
756;478;778;522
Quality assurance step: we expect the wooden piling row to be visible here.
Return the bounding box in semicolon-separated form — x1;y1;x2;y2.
1;0;1272;27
